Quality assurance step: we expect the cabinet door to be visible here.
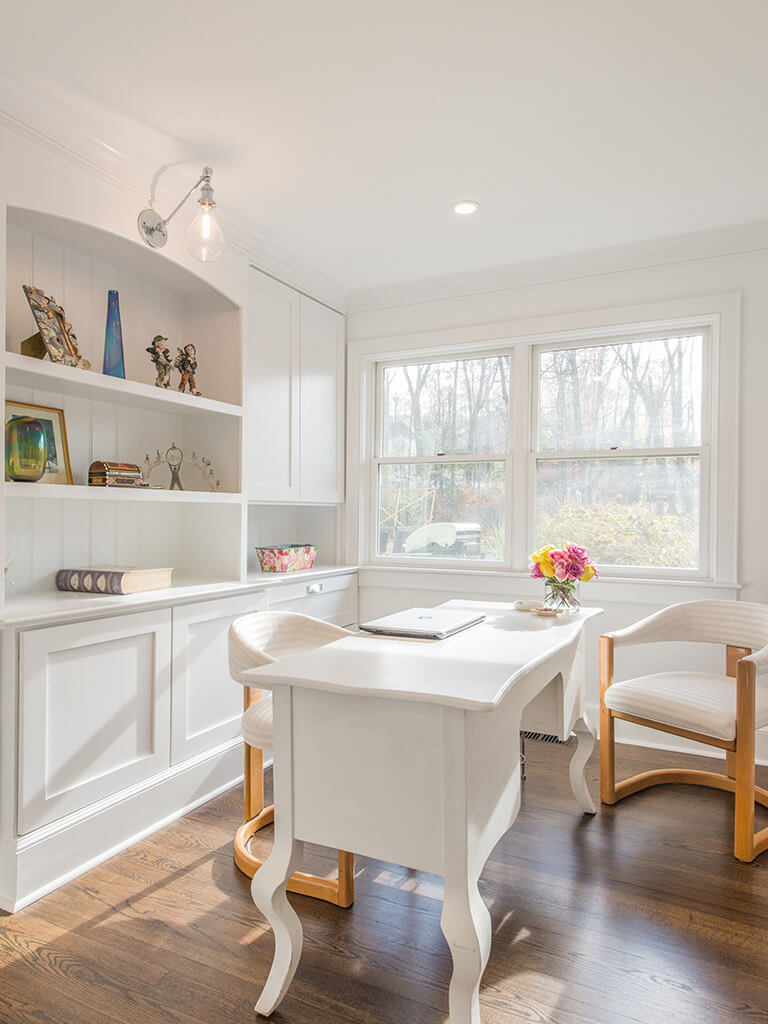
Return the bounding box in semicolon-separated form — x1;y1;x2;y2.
299;296;345;503
18;610;172;834
171;592;268;765
246;271;301;500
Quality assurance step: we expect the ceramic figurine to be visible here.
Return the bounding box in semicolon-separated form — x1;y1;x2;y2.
174;344;201;396
146;335;172;388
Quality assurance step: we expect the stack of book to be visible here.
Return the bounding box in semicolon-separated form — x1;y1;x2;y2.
88;461;149;487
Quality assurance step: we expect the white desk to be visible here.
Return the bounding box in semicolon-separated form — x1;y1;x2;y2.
242;600;602;1024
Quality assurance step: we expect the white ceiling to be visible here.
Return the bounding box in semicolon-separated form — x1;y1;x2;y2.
2;1;767;295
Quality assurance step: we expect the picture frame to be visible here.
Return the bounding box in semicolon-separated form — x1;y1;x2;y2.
5;401;73;485
22;285;89;368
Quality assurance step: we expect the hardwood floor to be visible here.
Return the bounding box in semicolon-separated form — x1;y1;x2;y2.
2;741;768;1024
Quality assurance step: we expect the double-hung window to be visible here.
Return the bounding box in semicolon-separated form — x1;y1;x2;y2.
369;324;712;577
533;331;708;574
375;354;511;563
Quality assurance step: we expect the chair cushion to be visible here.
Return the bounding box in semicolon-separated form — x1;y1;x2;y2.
242;693;273;750
604;671;768;741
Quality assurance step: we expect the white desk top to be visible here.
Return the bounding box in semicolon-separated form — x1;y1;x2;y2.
243;600;603;711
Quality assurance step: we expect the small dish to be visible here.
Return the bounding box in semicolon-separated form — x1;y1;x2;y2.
533;607;562;617
513;600;544;612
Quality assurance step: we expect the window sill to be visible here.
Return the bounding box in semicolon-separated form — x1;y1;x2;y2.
357;563;741;607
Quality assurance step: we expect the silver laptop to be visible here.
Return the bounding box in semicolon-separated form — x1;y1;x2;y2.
359;606;486;640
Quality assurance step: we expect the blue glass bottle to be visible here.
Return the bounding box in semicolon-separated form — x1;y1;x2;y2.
103;289;126;378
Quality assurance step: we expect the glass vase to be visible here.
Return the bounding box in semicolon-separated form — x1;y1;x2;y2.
103;289;126;378
5;416;47;481
543;579;581;612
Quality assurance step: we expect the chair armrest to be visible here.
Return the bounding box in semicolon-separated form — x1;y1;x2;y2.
742;642;768;678
605;604;688;648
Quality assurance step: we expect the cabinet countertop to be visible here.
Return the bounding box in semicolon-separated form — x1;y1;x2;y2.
1;566;359;629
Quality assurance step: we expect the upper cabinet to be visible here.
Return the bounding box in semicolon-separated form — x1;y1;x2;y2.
246;270;345;503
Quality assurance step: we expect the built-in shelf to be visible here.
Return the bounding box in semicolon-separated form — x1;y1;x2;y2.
3;352;243;418
4;482;243;503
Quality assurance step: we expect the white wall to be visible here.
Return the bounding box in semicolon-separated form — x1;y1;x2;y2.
346;244;768;759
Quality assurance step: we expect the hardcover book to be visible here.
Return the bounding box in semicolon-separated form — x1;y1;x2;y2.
56;567;173;595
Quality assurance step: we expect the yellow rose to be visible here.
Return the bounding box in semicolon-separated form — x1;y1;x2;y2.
539;557;556;578
580;564;596;582
530;545;557;577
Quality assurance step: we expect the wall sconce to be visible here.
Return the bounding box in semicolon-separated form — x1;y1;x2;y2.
138;166;225;263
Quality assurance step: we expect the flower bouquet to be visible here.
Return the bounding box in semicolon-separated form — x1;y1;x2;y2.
529;544;597;611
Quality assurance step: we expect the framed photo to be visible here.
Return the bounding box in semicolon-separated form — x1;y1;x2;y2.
5;401;73;485
22;285;89;368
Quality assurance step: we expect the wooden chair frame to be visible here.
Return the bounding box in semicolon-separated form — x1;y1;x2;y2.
234;687;355;907
600;636;768;863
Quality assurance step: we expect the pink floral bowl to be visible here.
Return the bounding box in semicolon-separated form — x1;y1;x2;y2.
255;545;318;573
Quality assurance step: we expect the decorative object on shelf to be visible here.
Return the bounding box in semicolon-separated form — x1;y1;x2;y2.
56;566;173;595
4;554;16;590
141;443;221;491
88;461;150;488
22;285;91;369
174;344;201;396
102;290;126;378
5;415;47;482
255;545;318;573
5;401;72;485
529;543;597;612
137;166;225;263
146;335;172;388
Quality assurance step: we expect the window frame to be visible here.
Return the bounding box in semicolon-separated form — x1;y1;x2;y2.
351;300;731;586
529;328;713;580
371;349;515;569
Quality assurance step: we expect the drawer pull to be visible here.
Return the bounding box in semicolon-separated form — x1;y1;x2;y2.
306;583;324;594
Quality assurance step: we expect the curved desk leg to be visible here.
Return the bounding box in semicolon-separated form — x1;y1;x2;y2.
441;707;493;1024
251;685;305;1018
441;869;492;1024
252;836;305;1016
569;713;597;814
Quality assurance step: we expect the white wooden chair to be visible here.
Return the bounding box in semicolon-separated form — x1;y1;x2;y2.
229;610;355;906
600;599;768;862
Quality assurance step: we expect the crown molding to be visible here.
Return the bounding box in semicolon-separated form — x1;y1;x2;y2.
346;221;768;316
0;62;349;312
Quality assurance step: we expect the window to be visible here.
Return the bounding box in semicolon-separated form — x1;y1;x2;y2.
376;355;510;561
367;320;715;578
534;334;706;572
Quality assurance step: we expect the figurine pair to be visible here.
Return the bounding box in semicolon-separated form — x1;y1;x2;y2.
146;336;201;396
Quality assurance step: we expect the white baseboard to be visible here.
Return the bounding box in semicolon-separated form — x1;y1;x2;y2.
1;740;246;913
585;703;768;765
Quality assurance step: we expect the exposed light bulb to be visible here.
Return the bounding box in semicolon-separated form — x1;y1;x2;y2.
453;200;480;215
186;201;225;262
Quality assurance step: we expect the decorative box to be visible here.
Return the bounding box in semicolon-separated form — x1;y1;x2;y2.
255;544;318;573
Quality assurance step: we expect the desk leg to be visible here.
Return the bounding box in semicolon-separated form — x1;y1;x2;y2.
441;868;492;1024
568;713;597;814
251;687;305;1017
440;709;492;1024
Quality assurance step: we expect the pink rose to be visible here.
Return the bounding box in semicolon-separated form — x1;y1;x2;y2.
530;561;544;578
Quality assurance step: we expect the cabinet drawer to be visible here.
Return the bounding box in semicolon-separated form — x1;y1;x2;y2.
267;573;358;626
18;609;172;834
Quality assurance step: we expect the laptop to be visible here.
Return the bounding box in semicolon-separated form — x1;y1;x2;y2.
359;606;486;640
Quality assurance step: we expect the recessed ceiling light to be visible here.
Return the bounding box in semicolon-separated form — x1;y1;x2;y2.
453;200;479;215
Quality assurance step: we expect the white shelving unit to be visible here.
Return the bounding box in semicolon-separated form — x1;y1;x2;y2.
2;206;247;614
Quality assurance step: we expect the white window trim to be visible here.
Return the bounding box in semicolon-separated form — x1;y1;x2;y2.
345;294;740;590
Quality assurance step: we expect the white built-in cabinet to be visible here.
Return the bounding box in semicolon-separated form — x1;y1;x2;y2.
170;592;268;764
19;609;173;833
247;270;345;503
